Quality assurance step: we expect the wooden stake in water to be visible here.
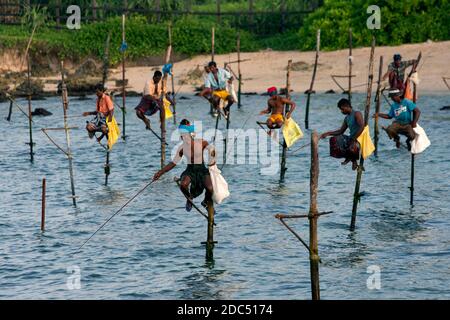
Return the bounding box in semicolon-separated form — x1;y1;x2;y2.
6;99;13;121
409;52;421;206
309;130;320;300
168;24;177;125
280;59;292;183
237;31;242;108
348;28;353;103
305;29;320;130
41;178;46;232
26;54;34;162
350;37;375;231
61;61;77;207
205;199;216;260
121;14;127;140
374;56;383;156
105;149;110;186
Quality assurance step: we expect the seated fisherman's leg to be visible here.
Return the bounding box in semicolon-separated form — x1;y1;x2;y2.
86;123;97;139
275;118;284;129
201;175;214;208
386;123;401;148
224;95;235;116
136;109;151;130
400;124;416;151
180;175;193;212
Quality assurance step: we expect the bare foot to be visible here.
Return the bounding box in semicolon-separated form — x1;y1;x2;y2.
352;161;358;171
395;140;401;148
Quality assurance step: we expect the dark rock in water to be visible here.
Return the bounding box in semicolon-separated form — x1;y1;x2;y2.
194;87;203;92
440;106;450;110
115;79;129;87
32;108;52;117
126;90;141;97
304;89;316;94
342;90;350;95
244;92;258;95
179;96;190;100
74;59;100;77
325;89;336;94
77;94;91;101
59;78;101;96
0;91;7;103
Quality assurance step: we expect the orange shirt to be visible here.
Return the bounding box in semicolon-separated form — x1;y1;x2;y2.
96;94;114;115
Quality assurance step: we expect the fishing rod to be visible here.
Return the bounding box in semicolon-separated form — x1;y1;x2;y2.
77;179;157;251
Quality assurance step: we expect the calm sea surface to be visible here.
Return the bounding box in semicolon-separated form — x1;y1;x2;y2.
0;92;449;299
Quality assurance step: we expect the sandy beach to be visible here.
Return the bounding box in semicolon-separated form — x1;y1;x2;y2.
106;40;450;95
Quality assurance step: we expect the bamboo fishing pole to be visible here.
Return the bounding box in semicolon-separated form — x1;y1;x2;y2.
350;37;376;231
348;28;353;103
305;29;320;130
160;41;172;169
61;61;77;206
121;14;127;140
374;56;383;157
280;60;292;183
26;53;34;162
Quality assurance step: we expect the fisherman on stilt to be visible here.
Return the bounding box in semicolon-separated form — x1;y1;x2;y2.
153;119;216;211
382;54;418;91
374;89;421;151
199;61;235;117
259;86;296;136
320;98;364;170
135;69;173;130
83;83;114;142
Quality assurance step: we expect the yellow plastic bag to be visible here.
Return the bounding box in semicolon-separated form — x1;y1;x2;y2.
282;118;303;148
106;116;120;149
356;125;375;159
163;97;173;119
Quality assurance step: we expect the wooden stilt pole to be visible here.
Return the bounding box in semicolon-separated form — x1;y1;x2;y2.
350;37;375;231
6;99;13;121
210;27;215;115
305;29;320;130
105;149;110;186
121;14;127;140
60;61;77;207
41;178;46;232
348;28;353;103
237;31;242;109
26;54;34;162
374;56;383;156
309;130;320;300
410;153;415;206
168;24;177;125
280;59;292;183
205;199;215;260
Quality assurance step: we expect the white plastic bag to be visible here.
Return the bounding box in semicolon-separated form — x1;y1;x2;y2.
209;165;230;204
227;82;238;103
411;124;430;154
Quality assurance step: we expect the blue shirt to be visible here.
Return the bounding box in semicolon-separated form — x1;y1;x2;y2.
205;68;232;90
389;99;416;125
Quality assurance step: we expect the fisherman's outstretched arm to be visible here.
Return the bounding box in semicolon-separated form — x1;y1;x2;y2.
83;111;98;116
153;162;176;181
373;112;392;120
320;122;348;139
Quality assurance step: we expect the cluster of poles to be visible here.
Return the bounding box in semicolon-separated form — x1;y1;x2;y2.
4;21;423;300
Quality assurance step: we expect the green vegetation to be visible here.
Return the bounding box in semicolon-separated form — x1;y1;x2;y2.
0;0;449;67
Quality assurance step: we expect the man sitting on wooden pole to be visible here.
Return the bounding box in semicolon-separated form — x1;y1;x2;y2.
382;54;417;92
259;87;296;136
320;98;364;171
374;89;421;151
199;61;235;117
153;119;216;212
83;83;114;142
135;70;173;130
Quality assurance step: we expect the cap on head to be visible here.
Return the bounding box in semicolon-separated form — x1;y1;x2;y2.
178;119;195;134
388;88;402;97
267;86;277;96
393;54;402;61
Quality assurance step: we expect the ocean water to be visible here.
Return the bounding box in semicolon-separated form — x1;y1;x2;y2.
0;92;449;299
